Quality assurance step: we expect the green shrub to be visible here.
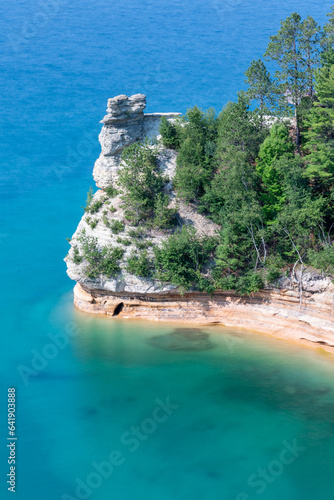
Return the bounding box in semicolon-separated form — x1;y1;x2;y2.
105;186;119;197
234;272;264;295
266;268;281;283
195;272;216;294
128;228;145;238
308;246;334;274
86;199;103;214
110;220;124;234
86;216;98;229
153;193;177;229
214;272;264;295
123;208;140;224
118;142;164;224
116;236;131;246
102;215;110;228
126;251;151;277
84;187;94;211
136;241;147;250
154;226;215;290
78;234;125;278
159;116;182;149
72;246;83;264
265;254;285;284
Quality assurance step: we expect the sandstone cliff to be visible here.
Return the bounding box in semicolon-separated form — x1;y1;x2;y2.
93;93;182;189
65;93;219;294
65;94;334;354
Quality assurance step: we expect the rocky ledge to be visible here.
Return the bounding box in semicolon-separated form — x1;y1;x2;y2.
65;93;218;295
66;94;334;355
93;93;181;188
73;278;334;354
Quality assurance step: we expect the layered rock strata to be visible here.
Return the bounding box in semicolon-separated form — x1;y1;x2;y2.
93;94;181;188
66;94;334;355
74;281;334;354
66;94;218;295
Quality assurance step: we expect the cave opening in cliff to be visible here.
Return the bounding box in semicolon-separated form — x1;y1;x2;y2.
112;302;124;316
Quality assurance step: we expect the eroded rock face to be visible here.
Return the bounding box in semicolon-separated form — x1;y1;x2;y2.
93;94;181;188
65;94;334;353
93;94;146;189
73;283;334;355
65;94;219;295
65;148;219;294
65;187;178;294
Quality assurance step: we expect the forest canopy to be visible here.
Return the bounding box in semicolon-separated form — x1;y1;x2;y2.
156;8;334;294
79;7;334;297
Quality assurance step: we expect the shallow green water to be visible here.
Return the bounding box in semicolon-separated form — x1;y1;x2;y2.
14;290;334;500
2;2;334;497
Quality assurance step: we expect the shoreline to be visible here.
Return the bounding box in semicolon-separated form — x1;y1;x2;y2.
73;282;334;356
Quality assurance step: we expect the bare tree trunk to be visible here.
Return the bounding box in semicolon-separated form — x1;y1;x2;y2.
299;262;304;311
247;223;262;270
284;229;304;311
295;106;300;148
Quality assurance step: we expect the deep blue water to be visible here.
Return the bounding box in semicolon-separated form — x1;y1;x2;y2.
1;1;334;499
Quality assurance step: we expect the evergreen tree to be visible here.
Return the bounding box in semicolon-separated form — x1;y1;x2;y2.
215;94;268;163
244;59;275;121
110;9;334;289
304;50;334;189
300;16;322;99
323;5;334;50
264;13;321;147
256;124;295;219
202;95;267;221
159;116;181;149
173;106;217;201
118;142;163;223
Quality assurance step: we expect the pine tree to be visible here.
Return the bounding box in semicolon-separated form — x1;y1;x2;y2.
323;5;334;50
315;49;334;104
215;94;267;163
256;124;295;219
304;50;334;188
300;16;322;99
173;106;217;201
264;13;321;147
244;59;275;121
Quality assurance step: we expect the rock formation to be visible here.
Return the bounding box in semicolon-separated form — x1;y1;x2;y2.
93;93;181;188
65;94;334;355
65;94;218;294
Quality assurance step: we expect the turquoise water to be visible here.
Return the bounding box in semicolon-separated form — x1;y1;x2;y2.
1;0;334;498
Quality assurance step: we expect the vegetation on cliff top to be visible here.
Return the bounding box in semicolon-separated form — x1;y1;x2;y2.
75;8;334;295
158;9;334;293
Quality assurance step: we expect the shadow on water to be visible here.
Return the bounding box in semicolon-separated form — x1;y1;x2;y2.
219;364;334;438
148;327;217;351
80;406;99;417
